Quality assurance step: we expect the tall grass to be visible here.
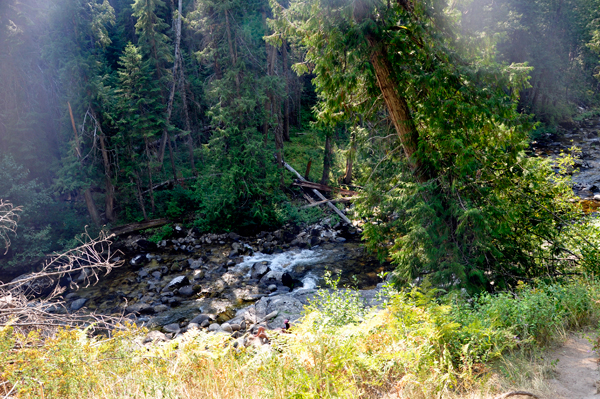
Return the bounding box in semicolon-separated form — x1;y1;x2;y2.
1;279;600;398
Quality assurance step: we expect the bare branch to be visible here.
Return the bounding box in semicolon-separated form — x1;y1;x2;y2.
0;229;125;335
0;201;21;254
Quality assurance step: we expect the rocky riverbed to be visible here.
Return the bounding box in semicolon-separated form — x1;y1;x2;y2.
60;220;393;337
531;116;600;205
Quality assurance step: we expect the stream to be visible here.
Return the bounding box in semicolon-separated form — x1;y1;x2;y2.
62;222;393;333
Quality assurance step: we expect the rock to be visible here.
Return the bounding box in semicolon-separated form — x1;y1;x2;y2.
208;323;223;333
335;237;346;243
143;330;168;344
65;293;79;300
151;271;162;280
192;270;205;280
178;285;195;297
250;262;271;280
163;276;189;291
190;314;213;325
201;319;210;328
70;298;88;311
10;273;57;297
268;284;277;292
186;322;200;330
282;272;302;290
230;323;241;332
153;304;169;313
163;323;181;334
138;269;149;278
170;262;183;272
228;232;241;241
126;303;155;315
130;254;147;266
221;323;233;333
188;259;203;270
309;236;321;246
136;239;157;251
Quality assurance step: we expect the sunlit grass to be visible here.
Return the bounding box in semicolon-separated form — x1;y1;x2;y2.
1;279;600;398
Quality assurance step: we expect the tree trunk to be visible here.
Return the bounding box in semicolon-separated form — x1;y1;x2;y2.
343;130;356;185
158;0;183;167
366;33;430;182
94;115;116;222
321;133;332;185
83;188;102;226
282;40;290;142
68;102;101;226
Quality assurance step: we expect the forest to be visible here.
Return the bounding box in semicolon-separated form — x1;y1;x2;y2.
2;0;600;288
4;0;600;397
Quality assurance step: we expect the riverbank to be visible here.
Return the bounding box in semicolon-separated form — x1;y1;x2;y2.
2;278;599;398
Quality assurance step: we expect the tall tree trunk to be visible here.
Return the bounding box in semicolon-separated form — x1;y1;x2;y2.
366;34;430;182
343;130;356;185
157;0;183;172
83;188;102;226
131;174;147;221
144;138;156;213
68;102;101;226
225;9;240;97
282;40;290;142
178;61;196;174
321;134;333;185
92;110;116;222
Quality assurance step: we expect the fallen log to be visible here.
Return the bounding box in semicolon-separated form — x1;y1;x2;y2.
300;198;352;209
281;160;352;224
292;180;357;196
110;218;169;236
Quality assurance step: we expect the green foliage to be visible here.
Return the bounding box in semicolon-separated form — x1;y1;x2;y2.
2;280;599;398
147;223;174;243
307;271;366;326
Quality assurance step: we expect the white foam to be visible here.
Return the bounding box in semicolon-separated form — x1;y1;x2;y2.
235;248;326;276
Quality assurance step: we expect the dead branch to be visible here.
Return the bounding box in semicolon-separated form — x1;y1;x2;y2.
0;229;125;334
0;201;21;254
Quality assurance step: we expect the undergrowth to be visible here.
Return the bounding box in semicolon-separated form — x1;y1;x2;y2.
1;279;600;398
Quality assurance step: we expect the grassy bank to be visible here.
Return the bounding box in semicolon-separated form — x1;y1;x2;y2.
2;279;600;398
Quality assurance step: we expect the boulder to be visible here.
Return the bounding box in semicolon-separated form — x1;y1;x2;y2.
251;262;270;280
190;314;213;325
178;285;195;297
163;276;189;291
144;330;168;344
125;303;155;315
70;298;88;311
220;323;233;333
163;323;181;334
208;323;223;333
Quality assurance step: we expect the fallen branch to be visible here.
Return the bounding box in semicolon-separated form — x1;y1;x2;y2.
292;180;357;196
300;198;352;209
110;218;169;236
280;159;352;224
0;229;125;334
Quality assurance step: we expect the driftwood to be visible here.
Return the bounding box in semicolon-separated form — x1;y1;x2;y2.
281;160;352;224
300;198;351;209
292;180;357;196
110;218;169;236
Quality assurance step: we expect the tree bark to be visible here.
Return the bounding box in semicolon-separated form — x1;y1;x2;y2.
157;0;183;169
343;130;356;185
366;33;430;182
282;40;291;142
321;133;332;185
93;112;116;222
68;102;101;226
